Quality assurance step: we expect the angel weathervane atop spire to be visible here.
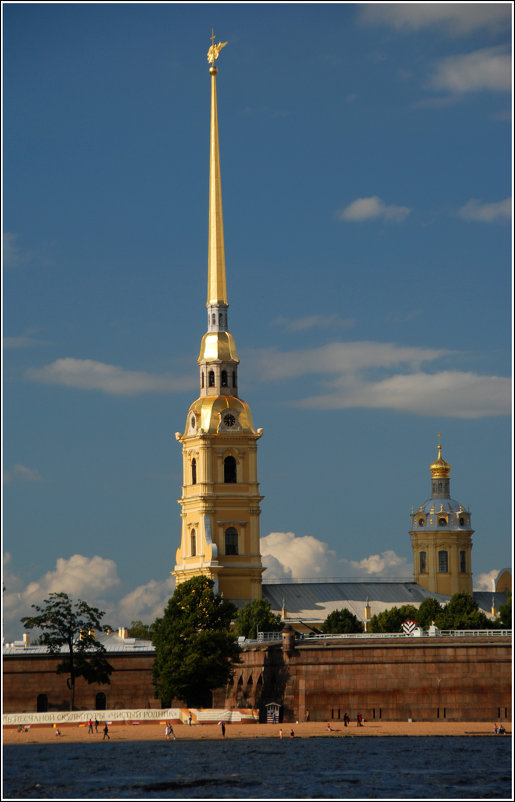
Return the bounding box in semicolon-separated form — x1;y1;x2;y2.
207;28;228;65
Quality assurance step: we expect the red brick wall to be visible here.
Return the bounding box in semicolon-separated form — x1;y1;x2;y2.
3;653;159;713
4;637;512;721
225;636;512;722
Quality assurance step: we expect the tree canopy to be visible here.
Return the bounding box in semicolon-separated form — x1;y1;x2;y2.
234;599;282;639
497;591;511;628
368;604;419;633
127;620;155;640
434;592;491;630
20;592;113;710
152;576;240;707
416;597;443;629
321;608;364;634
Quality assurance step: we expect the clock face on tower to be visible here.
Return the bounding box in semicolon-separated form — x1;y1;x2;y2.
224;414;236;427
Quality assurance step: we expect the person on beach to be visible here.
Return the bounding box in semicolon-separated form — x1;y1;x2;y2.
327;723;333;732
165;723;170;739
343;712;349;727
88;718;93;734
498;724;506;735
493;723;498;734
279;729;283;738
188;712;192;726
169;723;176;740
55;727;61;736
103;723;110;740
95;719;99;733
358;713;363;726
290;728;295;738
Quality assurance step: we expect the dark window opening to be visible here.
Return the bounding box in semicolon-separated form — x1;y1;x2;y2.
420;551;427;574
37;694;48;713
201;372;204;388
225;526;238;555
224;456;237;483
438;517;447;526
96;692;106;710
232;371;237;387
459;517;465;526
221;370;228;387
191;530;196;557
212;313;216;325
192;458;197;485
418;518;425;527
460;550;466;573
438;550;448;573
209;371;215;387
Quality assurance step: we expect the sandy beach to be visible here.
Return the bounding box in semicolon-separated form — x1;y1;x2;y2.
3;719;509;745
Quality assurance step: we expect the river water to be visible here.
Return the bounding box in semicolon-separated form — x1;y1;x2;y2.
2;735;512;799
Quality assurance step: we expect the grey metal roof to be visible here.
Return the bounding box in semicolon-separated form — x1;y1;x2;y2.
3;631;155;657
262;582;508;623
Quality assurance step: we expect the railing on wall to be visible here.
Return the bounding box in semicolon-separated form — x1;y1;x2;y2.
250;629;512;644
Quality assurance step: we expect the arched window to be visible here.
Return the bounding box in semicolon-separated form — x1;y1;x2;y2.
224;456;237;483
212;313;216;325
438;517;447;527
209;371;215;387
459;517;465;526
191;530;196;557
201;372;204;388
418;518;425;527
419;551;427;574
191;458;197;485
460;550;466;573
225;527;238;555
221;370;228;387
438;550;448;573
95;692;106;710
37;693;48;713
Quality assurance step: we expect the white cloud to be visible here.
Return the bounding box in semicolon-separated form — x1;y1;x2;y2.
3;464;43;484
271;315;355;333
458;197;511;222
339;550;413;579
337;196;411;223
429;47;511;94
250;341;448;382
2;554;122;641
115;576;176;625
26;358;195;396
260;532;336;579
473;569;501;592
359;4;510;36
298;370;511;419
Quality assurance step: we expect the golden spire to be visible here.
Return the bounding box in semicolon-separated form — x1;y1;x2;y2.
207;30;228;307
430;433;451;478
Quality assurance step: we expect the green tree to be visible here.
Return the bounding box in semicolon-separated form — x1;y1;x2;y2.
497;591;511;628
234;599;282;639
20;592;113;710
368;604;419;633
127;620;155;640
321;608;364;634
152;576;240;707
416;597;443;629
435;592;491;630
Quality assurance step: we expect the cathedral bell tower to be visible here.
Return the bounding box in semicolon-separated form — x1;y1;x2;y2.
410;437;474;596
173;35;264;601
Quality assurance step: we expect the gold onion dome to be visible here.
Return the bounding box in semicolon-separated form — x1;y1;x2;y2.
430;443;451;478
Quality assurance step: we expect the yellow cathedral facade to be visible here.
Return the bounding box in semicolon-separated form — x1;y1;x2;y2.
172;38;264;602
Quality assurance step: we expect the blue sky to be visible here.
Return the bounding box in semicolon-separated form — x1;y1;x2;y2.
2;2;512;640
